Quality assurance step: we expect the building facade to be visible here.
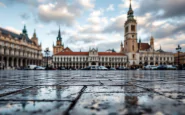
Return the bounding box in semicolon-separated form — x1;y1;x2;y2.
0;25;42;69
53;1;174;68
174;52;185;66
120;1;174;67
53;48;127;69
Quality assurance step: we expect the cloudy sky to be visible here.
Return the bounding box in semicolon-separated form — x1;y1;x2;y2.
0;0;185;53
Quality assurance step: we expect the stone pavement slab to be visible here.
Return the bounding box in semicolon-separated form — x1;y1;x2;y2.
0;70;185;115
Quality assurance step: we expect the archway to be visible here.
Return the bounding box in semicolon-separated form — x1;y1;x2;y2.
91;62;96;65
144;62;148;66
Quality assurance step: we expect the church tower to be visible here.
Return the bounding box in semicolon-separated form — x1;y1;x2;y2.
31;29;38;45
150;36;154;50
53;27;64;55
123;0;139;66
124;0;138;53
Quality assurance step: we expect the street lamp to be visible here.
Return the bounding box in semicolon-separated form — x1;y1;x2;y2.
176;45;181;70
44;47;50;70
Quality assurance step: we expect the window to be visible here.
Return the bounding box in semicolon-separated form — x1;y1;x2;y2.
125;26;128;33
131;25;135;31
132;45;134;51
133;54;135;59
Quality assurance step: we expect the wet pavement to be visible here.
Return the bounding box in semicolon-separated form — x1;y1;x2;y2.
0;70;185;115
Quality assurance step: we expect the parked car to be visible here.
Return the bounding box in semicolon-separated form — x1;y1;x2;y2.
98;66;108;70
27;65;37;70
109;67;116;70
90;65;99;70
150;65;158;70
34;66;45;70
117;66;128;70
157;65;167;70
166;65;177;70
144;65;157;70
60;67;66;70
81;66;91;70
82;66;99;70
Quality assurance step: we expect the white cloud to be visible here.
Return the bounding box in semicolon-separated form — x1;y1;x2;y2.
37;0;95;26
107;4;114;11
0;2;6;8
119;0;139;10
77;0;95;9
37;24;44;28
5;27;21;34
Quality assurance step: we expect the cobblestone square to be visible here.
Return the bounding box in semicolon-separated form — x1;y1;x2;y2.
0;70;185;115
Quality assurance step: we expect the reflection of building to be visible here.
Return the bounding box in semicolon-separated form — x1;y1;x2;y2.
53;1;174;68
174;52;185;66
120;1;174;67
0;25;42;69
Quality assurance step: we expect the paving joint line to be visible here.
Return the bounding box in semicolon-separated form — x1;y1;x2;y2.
0;86;35;97
63;85;87;115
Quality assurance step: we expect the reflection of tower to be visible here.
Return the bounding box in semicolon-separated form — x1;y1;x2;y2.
56;86;61;99
21;101;27;110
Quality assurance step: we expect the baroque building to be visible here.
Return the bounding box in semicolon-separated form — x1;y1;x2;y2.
52;28;127;69
53;1;174;68
120;1;174;67
0;25;42;69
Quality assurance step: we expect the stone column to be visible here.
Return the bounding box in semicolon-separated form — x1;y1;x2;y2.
6;57;9;68
11;58;14;67
16;58;19;67
20;59;23;67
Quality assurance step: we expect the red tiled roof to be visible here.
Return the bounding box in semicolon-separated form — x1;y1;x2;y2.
63;47;73;52
138;43;150;50
98;52;125;56
55;52;89;55
55;51;125;56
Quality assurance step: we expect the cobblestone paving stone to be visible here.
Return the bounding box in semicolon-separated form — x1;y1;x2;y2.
0;70;185;115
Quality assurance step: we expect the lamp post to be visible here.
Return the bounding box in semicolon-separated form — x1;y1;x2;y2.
44;47;50;70
176;45;181;70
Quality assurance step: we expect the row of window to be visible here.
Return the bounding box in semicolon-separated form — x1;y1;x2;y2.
53;57;127;62
140;57;173;61
0;41;40;53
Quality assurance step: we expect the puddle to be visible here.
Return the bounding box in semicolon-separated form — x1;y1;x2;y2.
0;86;83;101
0;101;70;115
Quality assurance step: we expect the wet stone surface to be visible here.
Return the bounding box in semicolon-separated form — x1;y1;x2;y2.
0;70;185;115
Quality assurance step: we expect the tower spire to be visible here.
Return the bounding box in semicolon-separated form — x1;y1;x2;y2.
33;29;37;38
129;0;132;10
127;0;134;19
57;26;62;41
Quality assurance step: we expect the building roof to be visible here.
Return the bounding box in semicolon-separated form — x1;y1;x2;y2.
138;43;150;50
55;52;89;56
63;47;73;52
98;52;125;56
0;27;32;43
55;51;125;56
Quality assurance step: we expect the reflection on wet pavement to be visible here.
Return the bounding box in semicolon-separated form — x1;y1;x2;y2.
0;70;185;115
